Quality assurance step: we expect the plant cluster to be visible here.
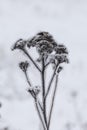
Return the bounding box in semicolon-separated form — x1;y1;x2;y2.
12;32;69;130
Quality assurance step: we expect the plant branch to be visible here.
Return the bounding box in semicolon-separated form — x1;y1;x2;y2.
24;71;43;112
35;98;47;130
47;74;59;130
38;101;43;112
45;62;50;68
23;48;41;73
24;71;32;87
45;63;59;99
42;57;48;128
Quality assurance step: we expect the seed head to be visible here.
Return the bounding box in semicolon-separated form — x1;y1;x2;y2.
33;86;40;95
54;44;68;54
12;39;26;50
27;31;57;55
57;66;63;73
28;86;40;98
55;54;69;64
19;61;29;72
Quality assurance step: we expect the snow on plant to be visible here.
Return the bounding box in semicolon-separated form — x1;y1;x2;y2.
12;32;69;130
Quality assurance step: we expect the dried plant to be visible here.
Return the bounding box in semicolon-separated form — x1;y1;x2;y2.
12;32;69;130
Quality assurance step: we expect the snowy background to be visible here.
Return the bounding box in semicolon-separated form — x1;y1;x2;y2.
0;0;87;130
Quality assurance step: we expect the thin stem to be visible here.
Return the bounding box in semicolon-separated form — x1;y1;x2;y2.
45;62;50;68
35;98;47;130
23;49;41;73
24;71;43;112
48;74;59;130
25;71;32;87
38;101;43;112
45;63;59;99
42;57;48;128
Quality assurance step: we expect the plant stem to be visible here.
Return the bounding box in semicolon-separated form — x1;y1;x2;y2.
35;98;47;130
24;71;43;114
48;74;58;130
42;57;48;129
45;63;59;99
25;71;32;87
23;49;41;73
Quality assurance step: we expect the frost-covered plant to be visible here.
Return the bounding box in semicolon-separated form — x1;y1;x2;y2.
12;32;69;130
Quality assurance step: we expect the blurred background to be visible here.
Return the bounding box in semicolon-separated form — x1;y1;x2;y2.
0;0;87;130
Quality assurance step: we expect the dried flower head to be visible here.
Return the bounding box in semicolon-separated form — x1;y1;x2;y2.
27;32;57;55
28;88;36;98
28;86;40;98
12;32;69;130
57;66;63;73
33;86;40;95
19;61;29;72
12;39;26;50
54;44;68;54
55;54;69;64
48;54;69;66
26;31;69;66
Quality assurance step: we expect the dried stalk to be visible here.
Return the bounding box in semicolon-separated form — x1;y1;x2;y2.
48;74;59;130
35;98;47;130
12;31;69;130
24;71;43;117
42;57;48;128
45;63;59;99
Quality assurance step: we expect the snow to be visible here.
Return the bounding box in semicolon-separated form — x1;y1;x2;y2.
0;0;87;130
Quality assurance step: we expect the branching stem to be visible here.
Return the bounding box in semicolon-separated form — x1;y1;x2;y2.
23;49;41;73
24;71;43;114
13;32;69;130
